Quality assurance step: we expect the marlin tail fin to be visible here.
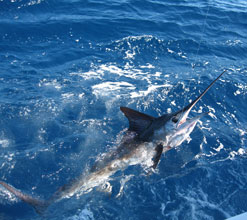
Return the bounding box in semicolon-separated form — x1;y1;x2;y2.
0;181;48;215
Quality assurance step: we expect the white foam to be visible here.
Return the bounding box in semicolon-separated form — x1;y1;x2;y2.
234;83;247;96
130;84;171;98
167;48;174;54
229;148;246;159
76;62;173;101
27;0;43;6
236;128;246;136
92;81;135;97
0;186;18;204
62;93;74;99
38;79;62;90
214;142;224;152
140;63;155;69
171;100;176;106
125;50;136;59
78;93;85;99
67;206;94;220
115;35;157;44
225;39;243;46
71;63;153;81
238;148;245;155
0;139;10;148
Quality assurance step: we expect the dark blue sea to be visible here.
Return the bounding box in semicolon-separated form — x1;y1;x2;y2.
0;0;247;219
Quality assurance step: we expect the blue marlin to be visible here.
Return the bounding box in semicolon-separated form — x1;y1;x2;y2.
0;70;226;215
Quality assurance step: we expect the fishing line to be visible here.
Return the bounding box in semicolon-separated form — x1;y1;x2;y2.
192;4;210;70
162;3;211;117
180;2;211;116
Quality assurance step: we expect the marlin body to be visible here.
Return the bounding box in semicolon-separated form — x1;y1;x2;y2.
0;71;225;214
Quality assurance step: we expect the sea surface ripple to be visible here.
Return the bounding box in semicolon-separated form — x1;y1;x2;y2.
0;0;246;219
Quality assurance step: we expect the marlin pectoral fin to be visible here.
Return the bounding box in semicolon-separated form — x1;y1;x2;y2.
120;107;155;135
0;181;48;215
152;144;164;169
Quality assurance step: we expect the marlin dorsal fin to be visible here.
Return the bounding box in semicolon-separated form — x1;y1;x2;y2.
120;107;155;135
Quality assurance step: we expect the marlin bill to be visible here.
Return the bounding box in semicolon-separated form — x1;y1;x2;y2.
0;70;226;215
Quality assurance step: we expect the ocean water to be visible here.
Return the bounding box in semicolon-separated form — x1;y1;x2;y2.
0;0;247;219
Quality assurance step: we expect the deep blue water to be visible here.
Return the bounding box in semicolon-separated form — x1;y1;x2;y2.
0;0;247;219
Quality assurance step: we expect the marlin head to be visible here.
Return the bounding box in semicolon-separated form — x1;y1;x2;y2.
156;70;226;149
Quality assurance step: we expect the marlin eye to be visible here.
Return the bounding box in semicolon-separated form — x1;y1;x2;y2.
172;117;178;123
